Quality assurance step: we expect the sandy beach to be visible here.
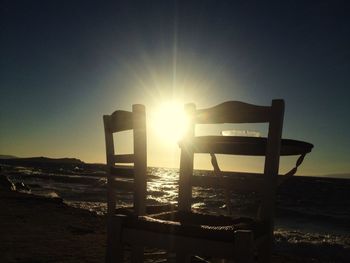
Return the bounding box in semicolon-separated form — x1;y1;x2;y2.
0;188;333;262
0;190;106;263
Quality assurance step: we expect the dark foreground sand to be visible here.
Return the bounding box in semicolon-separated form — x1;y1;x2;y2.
0;191;106;263
0;189;327;263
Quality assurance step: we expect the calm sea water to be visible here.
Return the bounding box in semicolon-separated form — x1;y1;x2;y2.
5;165;350;261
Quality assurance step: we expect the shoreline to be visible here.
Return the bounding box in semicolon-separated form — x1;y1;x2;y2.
1;168;347;263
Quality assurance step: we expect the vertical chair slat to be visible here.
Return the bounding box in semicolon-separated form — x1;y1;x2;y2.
132;104;147;216
178;103;196;212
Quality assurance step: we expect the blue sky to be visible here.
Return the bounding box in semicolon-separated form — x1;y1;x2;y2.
1;1;349;176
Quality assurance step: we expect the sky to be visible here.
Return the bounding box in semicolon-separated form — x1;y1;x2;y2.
1;1;349;176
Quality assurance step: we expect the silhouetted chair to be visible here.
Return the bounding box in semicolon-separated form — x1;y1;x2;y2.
176;100;286;262
104;104;174;262
104;104;147;263
104;101;312;263
175;100;312;262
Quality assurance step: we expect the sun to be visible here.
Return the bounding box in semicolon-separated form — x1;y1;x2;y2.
150;101;189;143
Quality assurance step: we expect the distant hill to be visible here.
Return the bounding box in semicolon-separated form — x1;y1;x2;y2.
0;157;85;172
321;173;350;179
0;155;19;159
0;156;106;175
0;157;83;165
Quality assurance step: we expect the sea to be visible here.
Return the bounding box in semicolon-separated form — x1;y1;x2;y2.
3;165;350;262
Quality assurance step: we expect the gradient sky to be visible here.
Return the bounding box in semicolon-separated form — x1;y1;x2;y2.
1;1;349;176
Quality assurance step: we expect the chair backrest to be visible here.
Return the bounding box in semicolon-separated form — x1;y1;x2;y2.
178;100;285;222
103;104;147;216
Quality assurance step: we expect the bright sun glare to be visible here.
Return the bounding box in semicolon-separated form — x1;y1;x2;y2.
150;101;189;143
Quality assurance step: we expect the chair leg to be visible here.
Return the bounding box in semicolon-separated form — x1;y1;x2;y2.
234;230;254;263
106;215;125;263
257;236;272;263
176;252;191;263
166;252;176;262
131;245;144;263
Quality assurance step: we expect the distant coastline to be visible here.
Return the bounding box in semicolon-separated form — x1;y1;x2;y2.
1;155;349;179
0;154;19;159
318;173;350;179
0;156;106;175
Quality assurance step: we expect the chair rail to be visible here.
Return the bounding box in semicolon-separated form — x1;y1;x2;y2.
105;110;133;132
195;101;272;124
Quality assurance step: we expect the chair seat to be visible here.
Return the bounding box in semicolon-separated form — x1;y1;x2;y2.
180;136;313;156
116;211;268;243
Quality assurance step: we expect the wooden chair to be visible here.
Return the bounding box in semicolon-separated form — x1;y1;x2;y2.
176;100;312;262
104;104;147;262
177;100;285;262
104;104;174;262
104;101;312;263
